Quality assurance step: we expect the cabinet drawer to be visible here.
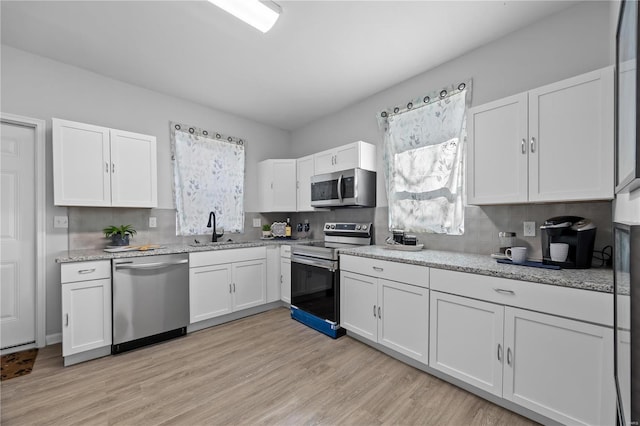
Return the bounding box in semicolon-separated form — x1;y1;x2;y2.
61;260;111;283
190;246;266;268
340;255;428;288
280;245;291;259
430;268;612;326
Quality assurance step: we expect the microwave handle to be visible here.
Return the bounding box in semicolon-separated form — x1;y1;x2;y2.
337;174;343;201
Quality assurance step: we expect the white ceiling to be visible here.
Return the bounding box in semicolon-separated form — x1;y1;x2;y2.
1;1;579;131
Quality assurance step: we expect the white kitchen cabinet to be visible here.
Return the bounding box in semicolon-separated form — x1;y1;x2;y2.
313;141;376;175
258;159;297;212
340;255;429;364
467;67;614;204
189;247;266;324
280;245;291;304
52;118;157;207
429;269;616;426
61;261;111;361
296;154;315;211
265;245;281;303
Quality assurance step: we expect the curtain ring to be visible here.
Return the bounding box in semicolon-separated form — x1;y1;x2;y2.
381;111;388;118
189;128;195;134
440;90;447;98
458;83;466;91
203;130;208;136
393;107;400;113
423;96;430;103
174;124;181;130
216;133;221;139
228;137;233;142
239;140;244;145
407;102;413;109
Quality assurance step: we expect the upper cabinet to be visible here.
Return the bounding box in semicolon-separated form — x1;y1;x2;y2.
53;118;157;207
296;154;315;212
313;140;376;175
258;159;297;212
467;67;614;205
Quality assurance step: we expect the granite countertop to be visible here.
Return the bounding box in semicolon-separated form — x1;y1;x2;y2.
339;245;613;294
55;239;318;263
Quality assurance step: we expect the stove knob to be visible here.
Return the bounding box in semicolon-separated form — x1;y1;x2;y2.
325;224;330;229
355;225;361;230
362;225;368;230
330;224;335;229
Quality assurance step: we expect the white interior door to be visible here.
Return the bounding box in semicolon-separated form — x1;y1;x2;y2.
1;118;40;350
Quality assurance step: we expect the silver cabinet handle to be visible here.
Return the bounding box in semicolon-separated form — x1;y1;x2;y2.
78;268;96;274
115;259;188;270
507;347;513;366
378;306;381;319
65;313;69;327
112;163;115;173
233;283;236;292
373;266;384;272
105;162;109;172
229;284;232;293
521;138;526;154
373;305;377;318
280;275;283;283
497;343;502;361
493;288;515;295
530;137;536;153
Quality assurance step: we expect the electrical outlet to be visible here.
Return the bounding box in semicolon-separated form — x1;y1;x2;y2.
523;221;536;237
253;218;261;228
149;217;157;228
54;216;68;229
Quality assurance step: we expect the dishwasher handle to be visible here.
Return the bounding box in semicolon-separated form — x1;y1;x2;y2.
115;259;188;271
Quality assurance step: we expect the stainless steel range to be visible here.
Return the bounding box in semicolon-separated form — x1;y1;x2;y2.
290;222;372;338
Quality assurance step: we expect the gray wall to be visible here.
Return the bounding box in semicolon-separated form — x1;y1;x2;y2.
1;45;291;338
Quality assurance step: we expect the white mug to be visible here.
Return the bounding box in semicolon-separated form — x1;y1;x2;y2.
505;246;527;264
550;243;569;262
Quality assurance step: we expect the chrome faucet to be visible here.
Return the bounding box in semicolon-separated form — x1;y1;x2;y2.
207;211;217;242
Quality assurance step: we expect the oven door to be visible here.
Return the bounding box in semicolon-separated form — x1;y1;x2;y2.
291;255;339;323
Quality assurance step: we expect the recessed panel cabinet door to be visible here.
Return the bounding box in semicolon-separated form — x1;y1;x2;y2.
189;264;233;323
340;271;377;341
232;260;266;311
53;119;111;206
528;67;614;202
280;258;291;304
110;129;157;207
502;307;615;426
296;155;314;211
429;291;505;397
378;279;429;364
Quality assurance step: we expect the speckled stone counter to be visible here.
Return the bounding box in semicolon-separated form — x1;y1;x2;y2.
339;245;613;293
55;239;318;263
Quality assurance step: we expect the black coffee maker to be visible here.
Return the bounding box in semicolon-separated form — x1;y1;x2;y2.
540;216;597;269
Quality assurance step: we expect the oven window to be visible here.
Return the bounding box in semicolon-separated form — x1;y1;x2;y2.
291;262;337;322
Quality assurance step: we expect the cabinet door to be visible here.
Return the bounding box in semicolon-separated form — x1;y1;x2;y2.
61;279;111;356
429;291;504;397
503;307;615;425
296;155;315;211
528;67;614;202
232;259;266;311
378;279;429;364
258;159;296;212
467;93;528;205
53;119;111;206
313;149;336;175
110;129;157;207
265;246;281;303
340;271;377;341
334;142;358;171
280;258;291;304
189;264;233;323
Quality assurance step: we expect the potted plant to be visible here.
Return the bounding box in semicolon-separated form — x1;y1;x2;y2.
261;224;272;238
103;224;137;246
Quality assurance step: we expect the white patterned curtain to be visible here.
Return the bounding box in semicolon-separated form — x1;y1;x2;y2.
377;81;471;235
170;123;245;235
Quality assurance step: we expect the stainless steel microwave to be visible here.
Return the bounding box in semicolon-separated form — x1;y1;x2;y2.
310;168;376;208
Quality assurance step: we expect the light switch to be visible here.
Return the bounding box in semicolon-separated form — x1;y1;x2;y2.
523;221;536;237
54;216;68;229
149;217;157;228
253;218;261;228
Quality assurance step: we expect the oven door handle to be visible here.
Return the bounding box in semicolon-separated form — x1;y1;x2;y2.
291;255;337;272
115;259;188;271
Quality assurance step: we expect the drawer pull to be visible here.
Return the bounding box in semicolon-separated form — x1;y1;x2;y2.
493;288;515;295
229;284;232;294
78;268;96;274
497;343;502;361
373;266;384;272
507;347;513;366
373;305;377;318
65;314;69;327
378;306;381;319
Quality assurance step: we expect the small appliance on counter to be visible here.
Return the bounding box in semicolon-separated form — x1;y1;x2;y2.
540;216;596;269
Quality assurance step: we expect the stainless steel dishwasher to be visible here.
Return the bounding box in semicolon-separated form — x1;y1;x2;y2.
112;253;189;354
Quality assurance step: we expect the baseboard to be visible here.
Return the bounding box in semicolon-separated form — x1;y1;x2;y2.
46;333;62;346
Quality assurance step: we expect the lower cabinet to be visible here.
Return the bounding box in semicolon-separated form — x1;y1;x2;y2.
61;261;112;358
430;289;615;426
280;245;291;304
189;247;266;324
340;255;429;364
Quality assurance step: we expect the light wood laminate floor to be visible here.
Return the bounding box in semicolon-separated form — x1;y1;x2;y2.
1;308;537;425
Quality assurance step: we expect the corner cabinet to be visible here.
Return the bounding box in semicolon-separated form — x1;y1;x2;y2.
313;141;376;175
258;159;297;212
467;67;614;204
52;118;157;207
296;155;315;212
60;261;112;366
429;269;615;426
189;247;266;324
340;255;429;364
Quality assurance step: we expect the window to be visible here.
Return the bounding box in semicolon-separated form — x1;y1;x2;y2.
170;123;245;235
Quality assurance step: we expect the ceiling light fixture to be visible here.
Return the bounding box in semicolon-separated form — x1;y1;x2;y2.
208;0;281;33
